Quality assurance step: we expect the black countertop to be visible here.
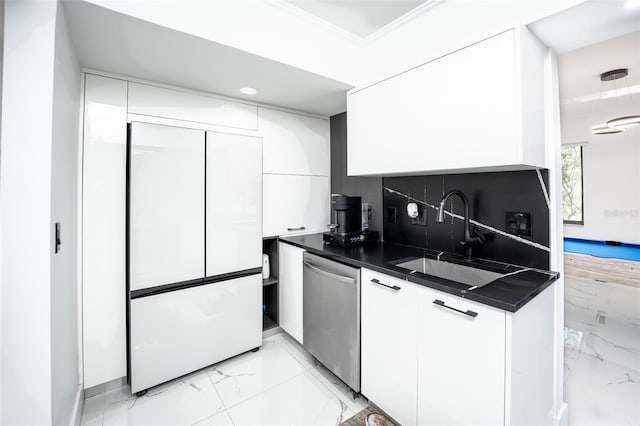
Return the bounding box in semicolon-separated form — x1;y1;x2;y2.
280;233;559;312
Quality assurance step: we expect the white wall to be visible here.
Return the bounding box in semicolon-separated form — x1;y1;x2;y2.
562;125;640;244
1;1;56;423
1;0;81;424
50;3;82;425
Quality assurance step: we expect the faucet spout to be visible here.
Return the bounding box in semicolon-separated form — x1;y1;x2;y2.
435;190;483;260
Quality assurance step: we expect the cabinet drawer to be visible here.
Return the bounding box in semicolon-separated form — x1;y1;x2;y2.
128;82;258;130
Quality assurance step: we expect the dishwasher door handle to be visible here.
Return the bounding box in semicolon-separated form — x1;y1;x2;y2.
303;261;356;284
370;278;401;291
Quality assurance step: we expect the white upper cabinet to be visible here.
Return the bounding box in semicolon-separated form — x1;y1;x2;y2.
263;174;329;237
258;107;330;176
129;122;205;291
206;132;262;277
347;27;546;176
128;82;258;130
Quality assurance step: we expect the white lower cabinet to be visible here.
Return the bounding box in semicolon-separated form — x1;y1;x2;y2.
417;290;506;426
361;269;418;426
263;174;329;237
278;242;305;343
130;274;262;393
361;270;555;426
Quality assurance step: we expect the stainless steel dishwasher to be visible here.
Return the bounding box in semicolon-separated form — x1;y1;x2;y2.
303;252;361;393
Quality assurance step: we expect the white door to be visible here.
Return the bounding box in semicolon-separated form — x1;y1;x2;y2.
361;269;418;426
129;122;205;291
417;289;506;426
130;274;262;393
263;174;329;237
205;131;262;277
278;242;305;343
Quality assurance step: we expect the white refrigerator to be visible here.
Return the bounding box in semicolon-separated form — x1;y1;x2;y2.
128;122;262;394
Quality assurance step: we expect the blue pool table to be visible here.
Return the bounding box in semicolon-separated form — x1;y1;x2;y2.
564;238;640;262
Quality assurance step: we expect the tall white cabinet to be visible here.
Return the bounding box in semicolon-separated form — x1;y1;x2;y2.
82;74;128;389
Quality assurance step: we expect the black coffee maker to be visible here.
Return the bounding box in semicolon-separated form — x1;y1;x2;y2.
323;194;378;247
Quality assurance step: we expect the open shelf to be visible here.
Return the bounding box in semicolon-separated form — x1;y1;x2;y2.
263;277;278;287
262;238;279;331
263;313;277;331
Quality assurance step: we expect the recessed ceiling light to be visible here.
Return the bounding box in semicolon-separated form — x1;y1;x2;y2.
624;0;640;8
240;87;257;95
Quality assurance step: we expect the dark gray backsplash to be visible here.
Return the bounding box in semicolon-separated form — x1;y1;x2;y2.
383;171;550;269
330;113;383;233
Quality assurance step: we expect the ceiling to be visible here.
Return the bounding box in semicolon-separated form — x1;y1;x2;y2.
63;1;354;116
558;30;640;142
282;0;429;38
530;0;640;54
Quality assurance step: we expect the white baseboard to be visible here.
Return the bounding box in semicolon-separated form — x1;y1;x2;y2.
69;385;84;426
554;402;569;426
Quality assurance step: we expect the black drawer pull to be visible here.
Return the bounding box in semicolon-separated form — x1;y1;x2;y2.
433;299;478;317
371;278;401;291
287;226;306;231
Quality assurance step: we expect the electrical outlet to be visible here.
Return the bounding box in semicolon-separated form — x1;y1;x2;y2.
505;212;531;236
411;206;427;226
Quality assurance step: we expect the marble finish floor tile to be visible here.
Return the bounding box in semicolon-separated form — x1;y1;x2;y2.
101;370;225;426
565;353;640;426
207;334;308;408
226;370;354;426
564;275;640;426
80;332;363;426
80;393;104;426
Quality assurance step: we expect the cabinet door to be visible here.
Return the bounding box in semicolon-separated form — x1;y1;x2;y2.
130;274;262;393
417;290;506;426
128;82;258;130
82;74;128;388
206;132;262;277
361;269;418;426
259;107;329;176
278;242;305;343
263;174;329;237
129;122;205;291
348;30;518;176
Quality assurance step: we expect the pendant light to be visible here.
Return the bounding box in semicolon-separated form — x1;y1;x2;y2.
592;68;640;135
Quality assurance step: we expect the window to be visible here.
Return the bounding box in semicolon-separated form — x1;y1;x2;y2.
562;145;584;224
